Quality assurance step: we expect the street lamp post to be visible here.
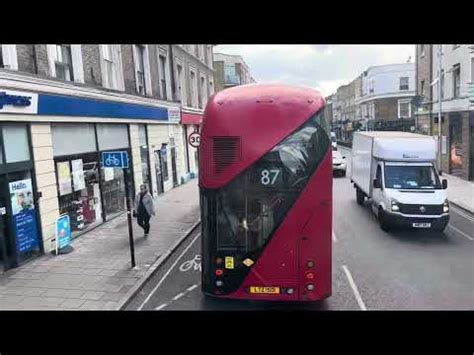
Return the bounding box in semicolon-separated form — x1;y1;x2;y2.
437;45;442;172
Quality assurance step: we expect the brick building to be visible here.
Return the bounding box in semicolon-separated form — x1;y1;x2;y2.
0;44;214;272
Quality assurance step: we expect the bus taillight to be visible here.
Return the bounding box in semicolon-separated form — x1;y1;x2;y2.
306;271;315;280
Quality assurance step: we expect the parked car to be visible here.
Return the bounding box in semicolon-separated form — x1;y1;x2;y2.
330;132;337;149
332;149;347;176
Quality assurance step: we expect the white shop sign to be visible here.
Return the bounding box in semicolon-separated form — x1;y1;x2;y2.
0;89;38;114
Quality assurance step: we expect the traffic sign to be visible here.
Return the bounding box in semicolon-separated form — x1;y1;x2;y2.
102;151;129;168
188;132;200;148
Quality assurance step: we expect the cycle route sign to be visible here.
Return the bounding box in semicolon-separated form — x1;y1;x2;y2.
101;151;129;169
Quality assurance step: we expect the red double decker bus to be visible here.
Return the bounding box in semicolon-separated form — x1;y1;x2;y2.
200;84;332;302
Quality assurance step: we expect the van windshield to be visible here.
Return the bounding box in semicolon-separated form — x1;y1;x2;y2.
384;165;441;189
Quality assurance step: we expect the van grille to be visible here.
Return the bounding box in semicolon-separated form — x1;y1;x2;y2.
398;204;444;215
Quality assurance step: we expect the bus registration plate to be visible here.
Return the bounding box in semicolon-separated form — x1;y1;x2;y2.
249;286;280;294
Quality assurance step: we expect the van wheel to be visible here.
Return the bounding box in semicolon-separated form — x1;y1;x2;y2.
356;187;365;205
378;207;390;231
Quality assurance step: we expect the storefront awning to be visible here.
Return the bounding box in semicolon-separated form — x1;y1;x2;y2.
181;112;202;125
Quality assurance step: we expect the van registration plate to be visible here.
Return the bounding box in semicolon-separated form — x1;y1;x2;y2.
413;222;431;228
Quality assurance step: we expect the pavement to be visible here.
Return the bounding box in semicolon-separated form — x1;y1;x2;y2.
126;146;474;311
0;178;200;310
442;173;474;213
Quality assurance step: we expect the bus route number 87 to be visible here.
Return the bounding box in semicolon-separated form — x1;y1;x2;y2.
260;169;280;186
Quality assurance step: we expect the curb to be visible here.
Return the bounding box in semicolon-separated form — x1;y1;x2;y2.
116;219;201;310
449;201;474;217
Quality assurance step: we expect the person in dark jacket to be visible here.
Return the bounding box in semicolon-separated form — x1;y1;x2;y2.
133;184;155;237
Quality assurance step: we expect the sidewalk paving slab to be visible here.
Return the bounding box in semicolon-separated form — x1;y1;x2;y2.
0;179;200;310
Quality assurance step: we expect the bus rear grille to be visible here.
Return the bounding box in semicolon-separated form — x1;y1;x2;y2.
213;136;241;174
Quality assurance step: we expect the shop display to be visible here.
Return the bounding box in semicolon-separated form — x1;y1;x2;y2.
57;161;72;196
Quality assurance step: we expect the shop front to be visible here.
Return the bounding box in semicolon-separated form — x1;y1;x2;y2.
0;122;41;271
52;123;131;238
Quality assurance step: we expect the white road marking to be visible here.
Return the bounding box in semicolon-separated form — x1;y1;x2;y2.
155;303;168;311
450;206;474;222
138;233;201;310
172;292;185;301
155;283;200;311
342;265;367;311
187;284;199;292
332;232;338;243
446;224;474;241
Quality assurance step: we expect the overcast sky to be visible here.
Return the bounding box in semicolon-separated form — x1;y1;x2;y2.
214;45;415;97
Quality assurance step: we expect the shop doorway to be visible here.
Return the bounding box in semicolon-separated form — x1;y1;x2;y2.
0;171;41;272
171;146;178;187
154;150;164;195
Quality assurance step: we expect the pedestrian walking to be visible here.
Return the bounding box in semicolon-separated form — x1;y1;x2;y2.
133;184;155;237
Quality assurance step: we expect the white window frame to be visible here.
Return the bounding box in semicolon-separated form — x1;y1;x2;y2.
399;76;409;91
0;45;18;70
132;44;152;96
158;49;171;101
199;74;207;109
189;68;198;107
47;44;84;83
398;99;411;119
175;58;185;103
452;64;461;98
99;45;124;91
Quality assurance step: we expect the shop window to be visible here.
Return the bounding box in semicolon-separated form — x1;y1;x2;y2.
52;123;97;157
159;54;168;100
398;100;411;118
56;152;103;237
96;124;129;150
2;123;30;163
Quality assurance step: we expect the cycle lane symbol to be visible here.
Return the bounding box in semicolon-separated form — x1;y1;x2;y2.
179;254;201;272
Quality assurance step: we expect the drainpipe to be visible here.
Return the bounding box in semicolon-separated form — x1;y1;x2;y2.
32;44;38;74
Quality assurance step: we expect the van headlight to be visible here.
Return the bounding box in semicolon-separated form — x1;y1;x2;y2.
391;200;400;212
443;200;449;213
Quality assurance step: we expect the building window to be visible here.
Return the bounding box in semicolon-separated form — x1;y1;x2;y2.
209;80;214;95
453;64;461;98
55;45;74;81
194;45;199;57
369;79;374;94
199;76;206;109
398;100;411;118
0;45;18;70
399;76;409;91
159;55;168;100
176;63;183;101
441;69;445;99
452;45;460;50
101;45;124;91
420;45;425;57
134;45;147;96
207;46;213;67
471;57;474;82
190;70;197;107
420;80;425;96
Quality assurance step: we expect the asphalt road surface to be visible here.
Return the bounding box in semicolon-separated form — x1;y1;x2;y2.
126;146;474;311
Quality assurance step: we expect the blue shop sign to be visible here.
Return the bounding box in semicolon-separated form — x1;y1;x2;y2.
38;93;170;121
0;91;32;109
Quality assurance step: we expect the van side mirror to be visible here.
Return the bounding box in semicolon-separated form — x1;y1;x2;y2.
442;179;448;189
373;179;381;189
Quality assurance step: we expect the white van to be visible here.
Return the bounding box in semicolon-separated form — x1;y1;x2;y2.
350;131;449;231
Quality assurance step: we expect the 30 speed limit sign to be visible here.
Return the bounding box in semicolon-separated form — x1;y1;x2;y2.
188;132;201;148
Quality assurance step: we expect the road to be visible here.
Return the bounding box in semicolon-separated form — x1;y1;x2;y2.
126;146;474;310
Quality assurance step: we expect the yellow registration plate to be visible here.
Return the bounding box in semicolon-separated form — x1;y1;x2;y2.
249;286;280;294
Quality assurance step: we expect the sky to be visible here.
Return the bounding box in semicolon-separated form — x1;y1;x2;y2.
214;45;415;97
